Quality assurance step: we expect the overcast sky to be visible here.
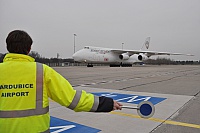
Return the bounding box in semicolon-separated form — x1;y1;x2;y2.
0;0;199;60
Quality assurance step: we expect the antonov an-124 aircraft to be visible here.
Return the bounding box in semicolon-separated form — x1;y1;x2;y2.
72;37;193;67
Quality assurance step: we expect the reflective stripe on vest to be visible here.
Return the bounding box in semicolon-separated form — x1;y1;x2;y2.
90;95;99;112
68;90;99;112
0;63;49;118
68;90;82;110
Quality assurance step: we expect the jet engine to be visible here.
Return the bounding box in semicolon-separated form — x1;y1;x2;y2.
119;53;130;60
138;54;148;61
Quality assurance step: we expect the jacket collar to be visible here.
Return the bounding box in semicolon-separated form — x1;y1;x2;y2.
3;53;35;62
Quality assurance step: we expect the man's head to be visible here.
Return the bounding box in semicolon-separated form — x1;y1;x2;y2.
6;30;33;55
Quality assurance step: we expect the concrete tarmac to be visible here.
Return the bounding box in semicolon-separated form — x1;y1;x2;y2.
50;65;200;133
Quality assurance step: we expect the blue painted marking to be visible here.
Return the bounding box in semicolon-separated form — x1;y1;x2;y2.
50;116;101;133
92;92;166;105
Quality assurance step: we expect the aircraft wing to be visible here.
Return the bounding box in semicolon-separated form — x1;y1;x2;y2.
111;49;194;57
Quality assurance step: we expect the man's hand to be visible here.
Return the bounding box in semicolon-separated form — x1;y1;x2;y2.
113;100;123;110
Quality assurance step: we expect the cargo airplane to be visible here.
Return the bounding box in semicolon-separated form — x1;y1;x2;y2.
72;37;193;67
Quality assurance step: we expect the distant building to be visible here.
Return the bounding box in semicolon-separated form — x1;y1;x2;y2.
0;53;6;63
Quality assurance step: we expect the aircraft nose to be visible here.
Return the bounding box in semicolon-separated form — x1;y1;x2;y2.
72;52;81;62
72;53;77;60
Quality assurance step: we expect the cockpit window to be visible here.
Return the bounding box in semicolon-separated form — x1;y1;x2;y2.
84;46;89;49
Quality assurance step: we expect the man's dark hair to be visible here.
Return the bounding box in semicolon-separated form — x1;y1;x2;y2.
6;30;33;54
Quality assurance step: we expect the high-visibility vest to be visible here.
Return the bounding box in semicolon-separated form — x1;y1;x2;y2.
0;63;50;133
0;53;99;133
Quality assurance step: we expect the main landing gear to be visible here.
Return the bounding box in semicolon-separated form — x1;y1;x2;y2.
87;64;93;67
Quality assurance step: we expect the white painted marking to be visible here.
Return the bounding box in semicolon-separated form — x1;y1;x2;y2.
116;96;151;103
100;93;117;98
50;125;76;133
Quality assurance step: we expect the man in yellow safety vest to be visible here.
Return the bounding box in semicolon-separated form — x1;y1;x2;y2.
0;30;122;133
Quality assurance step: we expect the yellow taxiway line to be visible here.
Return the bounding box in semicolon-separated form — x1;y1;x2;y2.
110;111;200;129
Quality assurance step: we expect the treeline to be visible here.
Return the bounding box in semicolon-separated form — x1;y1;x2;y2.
144;58;200;65
0;52;200;65
0;52;74;65
28;51;74;65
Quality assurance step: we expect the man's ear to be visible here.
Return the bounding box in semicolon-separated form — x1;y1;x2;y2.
27;47;31;55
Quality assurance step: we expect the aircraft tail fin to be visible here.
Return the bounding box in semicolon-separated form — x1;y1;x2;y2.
140;37;150;50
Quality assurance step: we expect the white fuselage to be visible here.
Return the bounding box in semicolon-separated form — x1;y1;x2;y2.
73;46;143;65
72;38;193;66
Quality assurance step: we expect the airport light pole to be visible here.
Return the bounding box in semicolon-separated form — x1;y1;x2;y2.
122;43;124;50
74;34;77;53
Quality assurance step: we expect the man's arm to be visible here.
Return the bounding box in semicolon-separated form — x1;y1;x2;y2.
44;65;122;112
